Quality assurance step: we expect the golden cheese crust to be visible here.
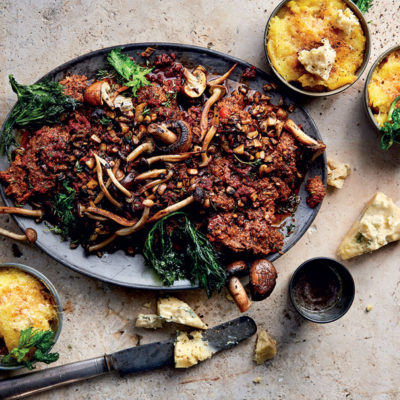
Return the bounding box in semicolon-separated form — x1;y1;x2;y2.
368;49;400;126
267;0;366;91
0;268;57;351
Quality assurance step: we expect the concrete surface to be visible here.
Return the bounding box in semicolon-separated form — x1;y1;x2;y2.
1;1;400;399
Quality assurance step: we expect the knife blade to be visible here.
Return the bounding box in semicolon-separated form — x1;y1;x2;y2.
0;316;256;399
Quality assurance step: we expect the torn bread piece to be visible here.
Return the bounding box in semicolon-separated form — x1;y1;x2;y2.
253;330;277;365
338;192;400;260
157;296;207;329
327;158;351;189
135;314;165;329
174;331;215;368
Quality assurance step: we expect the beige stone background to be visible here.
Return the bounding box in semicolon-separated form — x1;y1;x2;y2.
1;0;400;399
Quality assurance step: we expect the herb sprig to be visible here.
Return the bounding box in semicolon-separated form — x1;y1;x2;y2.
380;96;400;150
1;327;59;370
0;75;79;159
143;212;226;297
354;0;374;13
107;48;153;96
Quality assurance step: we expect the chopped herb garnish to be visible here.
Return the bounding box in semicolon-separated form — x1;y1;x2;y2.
233;154;263;166
98;116;112;126
1;327;59;370
51;180;76;239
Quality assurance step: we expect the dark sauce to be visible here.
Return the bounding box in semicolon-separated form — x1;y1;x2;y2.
292;263;342;312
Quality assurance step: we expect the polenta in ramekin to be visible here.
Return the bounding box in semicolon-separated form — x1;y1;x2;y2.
367;48;400;127
266;0;368;94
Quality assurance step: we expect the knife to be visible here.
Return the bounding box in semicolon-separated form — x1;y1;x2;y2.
0;316;256;399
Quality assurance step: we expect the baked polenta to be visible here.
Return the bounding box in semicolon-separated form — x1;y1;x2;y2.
267;0;366;91
0;268;57;352
368;49;400;126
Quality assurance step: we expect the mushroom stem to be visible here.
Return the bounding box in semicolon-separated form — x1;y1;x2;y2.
147;195;195;223
94;154;122;208
284;119;326;160
199;126;217;167
126;142;155;163
80;205;137;227
144;152;201;166
200;85;226;141
135;169;168;182
0;207;44;218
96;155;132;198
88;233;117;253
94;160;120;205
84;212;108;222
138;170;174;195
0;227;37;243
227;276;251;312
147;123;178;144
115;199;154;236
208;63;238;86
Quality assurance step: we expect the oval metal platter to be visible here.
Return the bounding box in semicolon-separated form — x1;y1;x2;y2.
0;43;327;290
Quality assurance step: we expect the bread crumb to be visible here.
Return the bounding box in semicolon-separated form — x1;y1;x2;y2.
365;304;373;312
253;377;262;384
253;330;277;364
143;301;152;308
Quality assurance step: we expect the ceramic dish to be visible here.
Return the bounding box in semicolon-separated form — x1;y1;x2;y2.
0;43;326;289
0;263;63;370
264;0;371;97
364;44;400;131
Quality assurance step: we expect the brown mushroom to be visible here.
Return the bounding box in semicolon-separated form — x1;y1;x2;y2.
126;141;155;163
115;199;154;236
147;121;192;153
0;227;37;244
228;276;251;312
249;259;277;301
284;119;326;160
225;260;249;279
78;204;136;227
137;170;174;195
0;207;43;219
135;169;168;182
88;233;117;253
200;85;226;141
183;66;207;98
84;81;113;107
147;195;195;223
199;126;217;167
143;151;201;167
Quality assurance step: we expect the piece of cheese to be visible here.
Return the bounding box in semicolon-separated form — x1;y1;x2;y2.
298;39;337;81
337;192;400;260
157;297;206;329
0;268;57;351
327;158;351;189
253;330;277;365
336;8;359;35
135;314;165;329
174;331;214;368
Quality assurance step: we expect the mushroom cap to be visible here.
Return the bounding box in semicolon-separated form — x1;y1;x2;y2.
225;260;249;278
249;259;277;301
25;228;37;243
183;67;207;98
84;81;109;106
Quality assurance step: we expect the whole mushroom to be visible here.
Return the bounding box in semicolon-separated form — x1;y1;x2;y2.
249;259;277;301
183;66;207;98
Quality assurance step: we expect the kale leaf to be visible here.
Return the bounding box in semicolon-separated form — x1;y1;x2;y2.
1;327;59;370
0;75;79;159
107;48;153;96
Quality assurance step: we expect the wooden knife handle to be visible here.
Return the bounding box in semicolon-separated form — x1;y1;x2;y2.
0;356;110;399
